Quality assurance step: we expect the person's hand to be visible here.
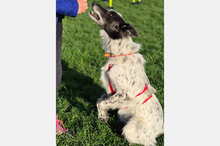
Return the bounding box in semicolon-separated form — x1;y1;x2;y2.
77;0;88;14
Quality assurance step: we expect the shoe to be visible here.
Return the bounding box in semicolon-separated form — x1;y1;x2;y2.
56;114;67;135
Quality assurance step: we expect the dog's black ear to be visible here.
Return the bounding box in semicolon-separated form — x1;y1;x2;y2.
120;23;140;37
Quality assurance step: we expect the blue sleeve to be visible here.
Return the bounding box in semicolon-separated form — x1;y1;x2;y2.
56;0;79;17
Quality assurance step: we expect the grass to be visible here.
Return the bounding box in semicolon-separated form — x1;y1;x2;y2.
56;0;164;145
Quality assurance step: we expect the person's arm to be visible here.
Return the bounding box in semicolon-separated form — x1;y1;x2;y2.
56;0;79;17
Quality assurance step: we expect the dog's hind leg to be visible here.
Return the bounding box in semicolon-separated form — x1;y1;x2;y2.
122;116;157;146
96;92;128;123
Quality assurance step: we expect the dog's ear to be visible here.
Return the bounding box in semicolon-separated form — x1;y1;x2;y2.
120;23;140;37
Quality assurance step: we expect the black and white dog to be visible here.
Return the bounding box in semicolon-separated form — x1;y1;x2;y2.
89;2;164;146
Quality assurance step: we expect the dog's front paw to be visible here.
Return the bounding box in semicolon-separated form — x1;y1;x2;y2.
98;109;109;123
98;115;109;123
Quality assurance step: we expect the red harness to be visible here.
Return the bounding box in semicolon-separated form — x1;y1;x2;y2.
107;64;152;109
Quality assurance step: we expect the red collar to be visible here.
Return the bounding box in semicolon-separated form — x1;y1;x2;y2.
104;52;135;57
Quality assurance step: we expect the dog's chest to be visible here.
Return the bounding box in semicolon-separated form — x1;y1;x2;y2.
100;59;122;93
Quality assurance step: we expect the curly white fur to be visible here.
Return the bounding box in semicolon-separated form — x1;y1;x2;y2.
96;30;164;146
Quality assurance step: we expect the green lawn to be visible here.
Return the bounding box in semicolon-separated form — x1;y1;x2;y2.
56;0;164;145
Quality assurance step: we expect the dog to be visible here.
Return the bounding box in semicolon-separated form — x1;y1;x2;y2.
89;2;164;146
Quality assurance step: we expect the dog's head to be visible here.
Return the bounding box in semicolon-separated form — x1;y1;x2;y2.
89;2;139;39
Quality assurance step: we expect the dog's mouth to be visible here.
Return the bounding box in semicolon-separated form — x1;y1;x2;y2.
89;2;108;28
89;2;104;24
89;11;100;20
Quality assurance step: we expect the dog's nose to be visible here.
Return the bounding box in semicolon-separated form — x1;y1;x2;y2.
92;2;97;6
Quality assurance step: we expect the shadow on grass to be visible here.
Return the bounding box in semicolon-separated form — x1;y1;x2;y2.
58;59;102;113
57;59;125;136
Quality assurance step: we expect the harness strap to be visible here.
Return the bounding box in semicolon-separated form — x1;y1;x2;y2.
135;84;148;97
107;64;152;109
141;94;153;104
108;65;115;95
122;94;153;109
